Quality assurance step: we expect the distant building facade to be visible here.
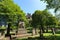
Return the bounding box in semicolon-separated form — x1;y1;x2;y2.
26;13;32;26
26;13;32;20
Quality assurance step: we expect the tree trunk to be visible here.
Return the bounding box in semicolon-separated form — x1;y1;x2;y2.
35;28;38;35
16;22;19;35
5;23;11;40
32;28;38;35
39;25;44;40
16;27;18;35
52;28;55;35
32;28;35;35
40;29;43;37
46;26;49;33
41;26;45;33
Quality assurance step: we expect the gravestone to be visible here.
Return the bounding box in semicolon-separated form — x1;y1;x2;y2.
32;29;35;35
17;21;27;35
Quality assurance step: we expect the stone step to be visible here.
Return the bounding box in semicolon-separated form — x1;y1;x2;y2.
17;31;27;34
18;29;26;30
17;28;27;34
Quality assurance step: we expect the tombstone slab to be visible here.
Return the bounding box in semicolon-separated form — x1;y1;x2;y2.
17;21;27;35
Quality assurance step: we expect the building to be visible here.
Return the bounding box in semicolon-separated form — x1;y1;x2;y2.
26;13;32;20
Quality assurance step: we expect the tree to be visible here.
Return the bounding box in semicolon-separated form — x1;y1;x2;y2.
32;9;58;38
47;16;58;35
40;0;60;12
43;10;58;34
42;9;53;32
32;10;47;38
0;0;27;39
0;0;27;23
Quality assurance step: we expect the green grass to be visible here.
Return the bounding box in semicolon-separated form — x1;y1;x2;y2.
0;26;6;29
15;28;60;40
56;31;60;34
43;33;52;36
17;33;60;40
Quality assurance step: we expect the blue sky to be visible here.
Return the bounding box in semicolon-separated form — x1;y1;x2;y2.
13;0;54;15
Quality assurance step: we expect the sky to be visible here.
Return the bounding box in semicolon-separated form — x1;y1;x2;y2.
13;0;54;15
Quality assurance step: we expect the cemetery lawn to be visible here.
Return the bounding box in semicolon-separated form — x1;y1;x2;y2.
16;33;60;40
16;30;60;40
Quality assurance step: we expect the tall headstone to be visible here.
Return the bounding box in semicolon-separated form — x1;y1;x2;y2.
17;21;27;34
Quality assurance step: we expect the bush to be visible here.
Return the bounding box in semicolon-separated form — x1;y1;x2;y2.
27;27;32;33
10;26;16;30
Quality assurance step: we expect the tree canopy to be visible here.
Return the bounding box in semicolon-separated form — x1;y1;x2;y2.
32;10;57;28
0;0;27;24
41;0;60;12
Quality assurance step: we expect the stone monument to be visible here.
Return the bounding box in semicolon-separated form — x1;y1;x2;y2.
17;21;27;34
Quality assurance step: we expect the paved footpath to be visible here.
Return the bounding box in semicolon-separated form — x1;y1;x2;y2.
0;34;39;40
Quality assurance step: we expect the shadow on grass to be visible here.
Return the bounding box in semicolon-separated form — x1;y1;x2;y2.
46;35;60;40
16;37;48;40
56;31;60;34
16;35;60;40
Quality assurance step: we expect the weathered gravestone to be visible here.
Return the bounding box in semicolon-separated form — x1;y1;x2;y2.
17;21;27;35
32;28;35;35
